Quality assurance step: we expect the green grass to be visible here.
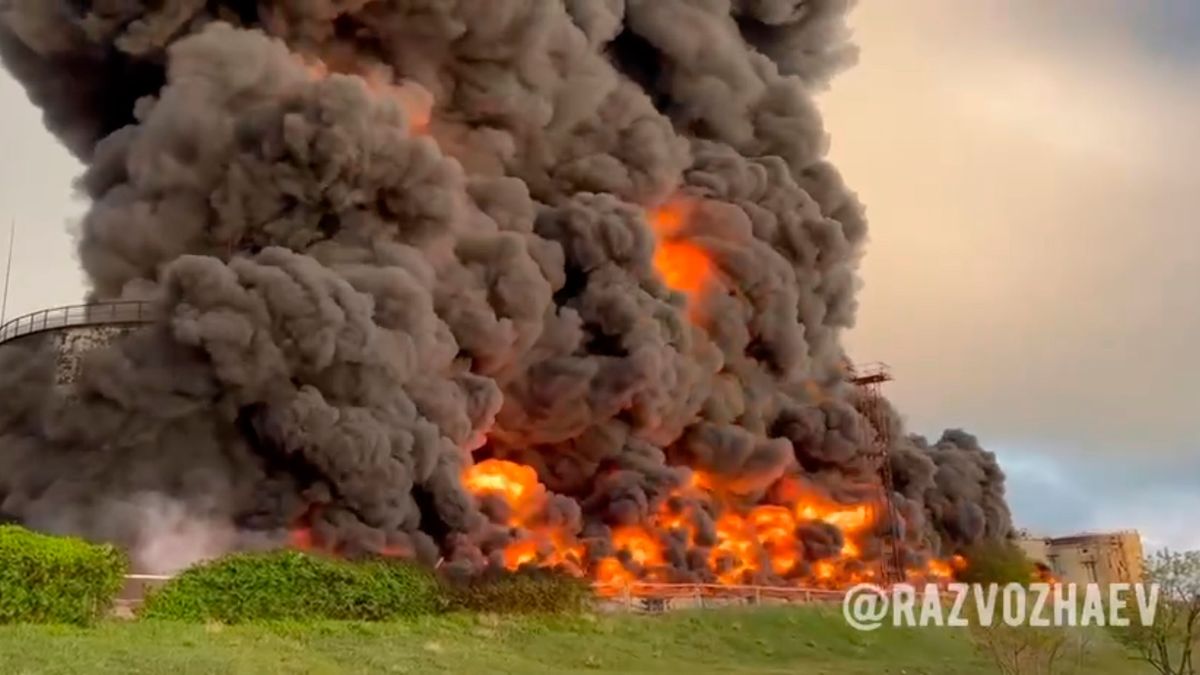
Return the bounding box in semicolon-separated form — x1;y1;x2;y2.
0;606;1146;674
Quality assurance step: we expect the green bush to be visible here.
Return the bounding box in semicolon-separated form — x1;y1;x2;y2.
446;569;592;614
141;551;442;623
0;525;127;625
956;540;1037;585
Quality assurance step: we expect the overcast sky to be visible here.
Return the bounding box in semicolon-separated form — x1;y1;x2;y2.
0;3;1196;551
823;0;1199;551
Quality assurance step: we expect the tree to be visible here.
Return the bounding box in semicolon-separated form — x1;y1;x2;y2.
957;540;1037;585
960;541;1094;674
1110;549;1200;675
968;619;1094;675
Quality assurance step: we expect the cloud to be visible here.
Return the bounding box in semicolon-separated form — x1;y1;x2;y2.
819;1;1199;547
1002;445;1200;552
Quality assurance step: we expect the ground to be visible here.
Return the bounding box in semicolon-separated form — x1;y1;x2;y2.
0;607;1147;674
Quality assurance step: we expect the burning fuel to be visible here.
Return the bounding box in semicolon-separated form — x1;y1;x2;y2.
0;1;1011;583
460;457;961;589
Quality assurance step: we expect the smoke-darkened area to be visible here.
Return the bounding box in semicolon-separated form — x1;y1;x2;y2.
0;1;1011;580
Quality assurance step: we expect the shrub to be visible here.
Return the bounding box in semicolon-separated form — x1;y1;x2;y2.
968;614;1095;675
0;525;127;625
445;569;592;614
141;551;442;622
1108;548;1199;675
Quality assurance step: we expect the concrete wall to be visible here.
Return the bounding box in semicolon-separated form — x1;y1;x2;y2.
1016;536;1049;566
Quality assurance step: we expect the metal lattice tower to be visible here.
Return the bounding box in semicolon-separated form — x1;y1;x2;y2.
848;362;905;585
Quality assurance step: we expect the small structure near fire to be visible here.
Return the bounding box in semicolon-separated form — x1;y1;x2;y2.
847;362;904;584
1017;530;1144;585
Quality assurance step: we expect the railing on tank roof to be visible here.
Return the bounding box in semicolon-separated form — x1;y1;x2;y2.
0;301;153;345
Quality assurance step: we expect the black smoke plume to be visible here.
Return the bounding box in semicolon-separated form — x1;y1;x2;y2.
0;0;1011;578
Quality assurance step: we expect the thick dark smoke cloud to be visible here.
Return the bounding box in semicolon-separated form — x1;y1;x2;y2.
0;0;1011;576
901;430;1014;551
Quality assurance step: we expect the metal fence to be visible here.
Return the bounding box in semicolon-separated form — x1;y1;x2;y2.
595;581;846;600
593;582;850;613
0;301;152;344
117;574;851;612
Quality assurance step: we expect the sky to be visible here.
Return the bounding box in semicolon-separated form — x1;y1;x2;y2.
0;71;85;320
821;0;1199;551
0;3;1196;551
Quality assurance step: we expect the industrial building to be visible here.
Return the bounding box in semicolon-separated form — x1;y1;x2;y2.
1017;530;1144;585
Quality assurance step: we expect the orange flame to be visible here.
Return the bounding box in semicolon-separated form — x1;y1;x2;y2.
922;554;968;582
289;527;315;552
298;56;432;134
281;451;968;588
503;539;540;569
1033;561;1057;583
649;200;715;302
815;561;835;581
364;72;433;134
612;525;665;568
926;559;953;579
460;455;966;590
464;459;538;502
464;459;541;525
592;525;680;588
596;557;636;587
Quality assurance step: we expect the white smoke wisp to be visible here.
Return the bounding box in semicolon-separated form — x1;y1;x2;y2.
122;494;238;575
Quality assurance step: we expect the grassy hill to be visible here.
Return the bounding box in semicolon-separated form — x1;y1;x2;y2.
0;606;1145;674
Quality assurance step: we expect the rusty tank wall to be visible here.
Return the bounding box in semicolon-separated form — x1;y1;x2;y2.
52;325;138;385
0;324;137;387
0;302;152;387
